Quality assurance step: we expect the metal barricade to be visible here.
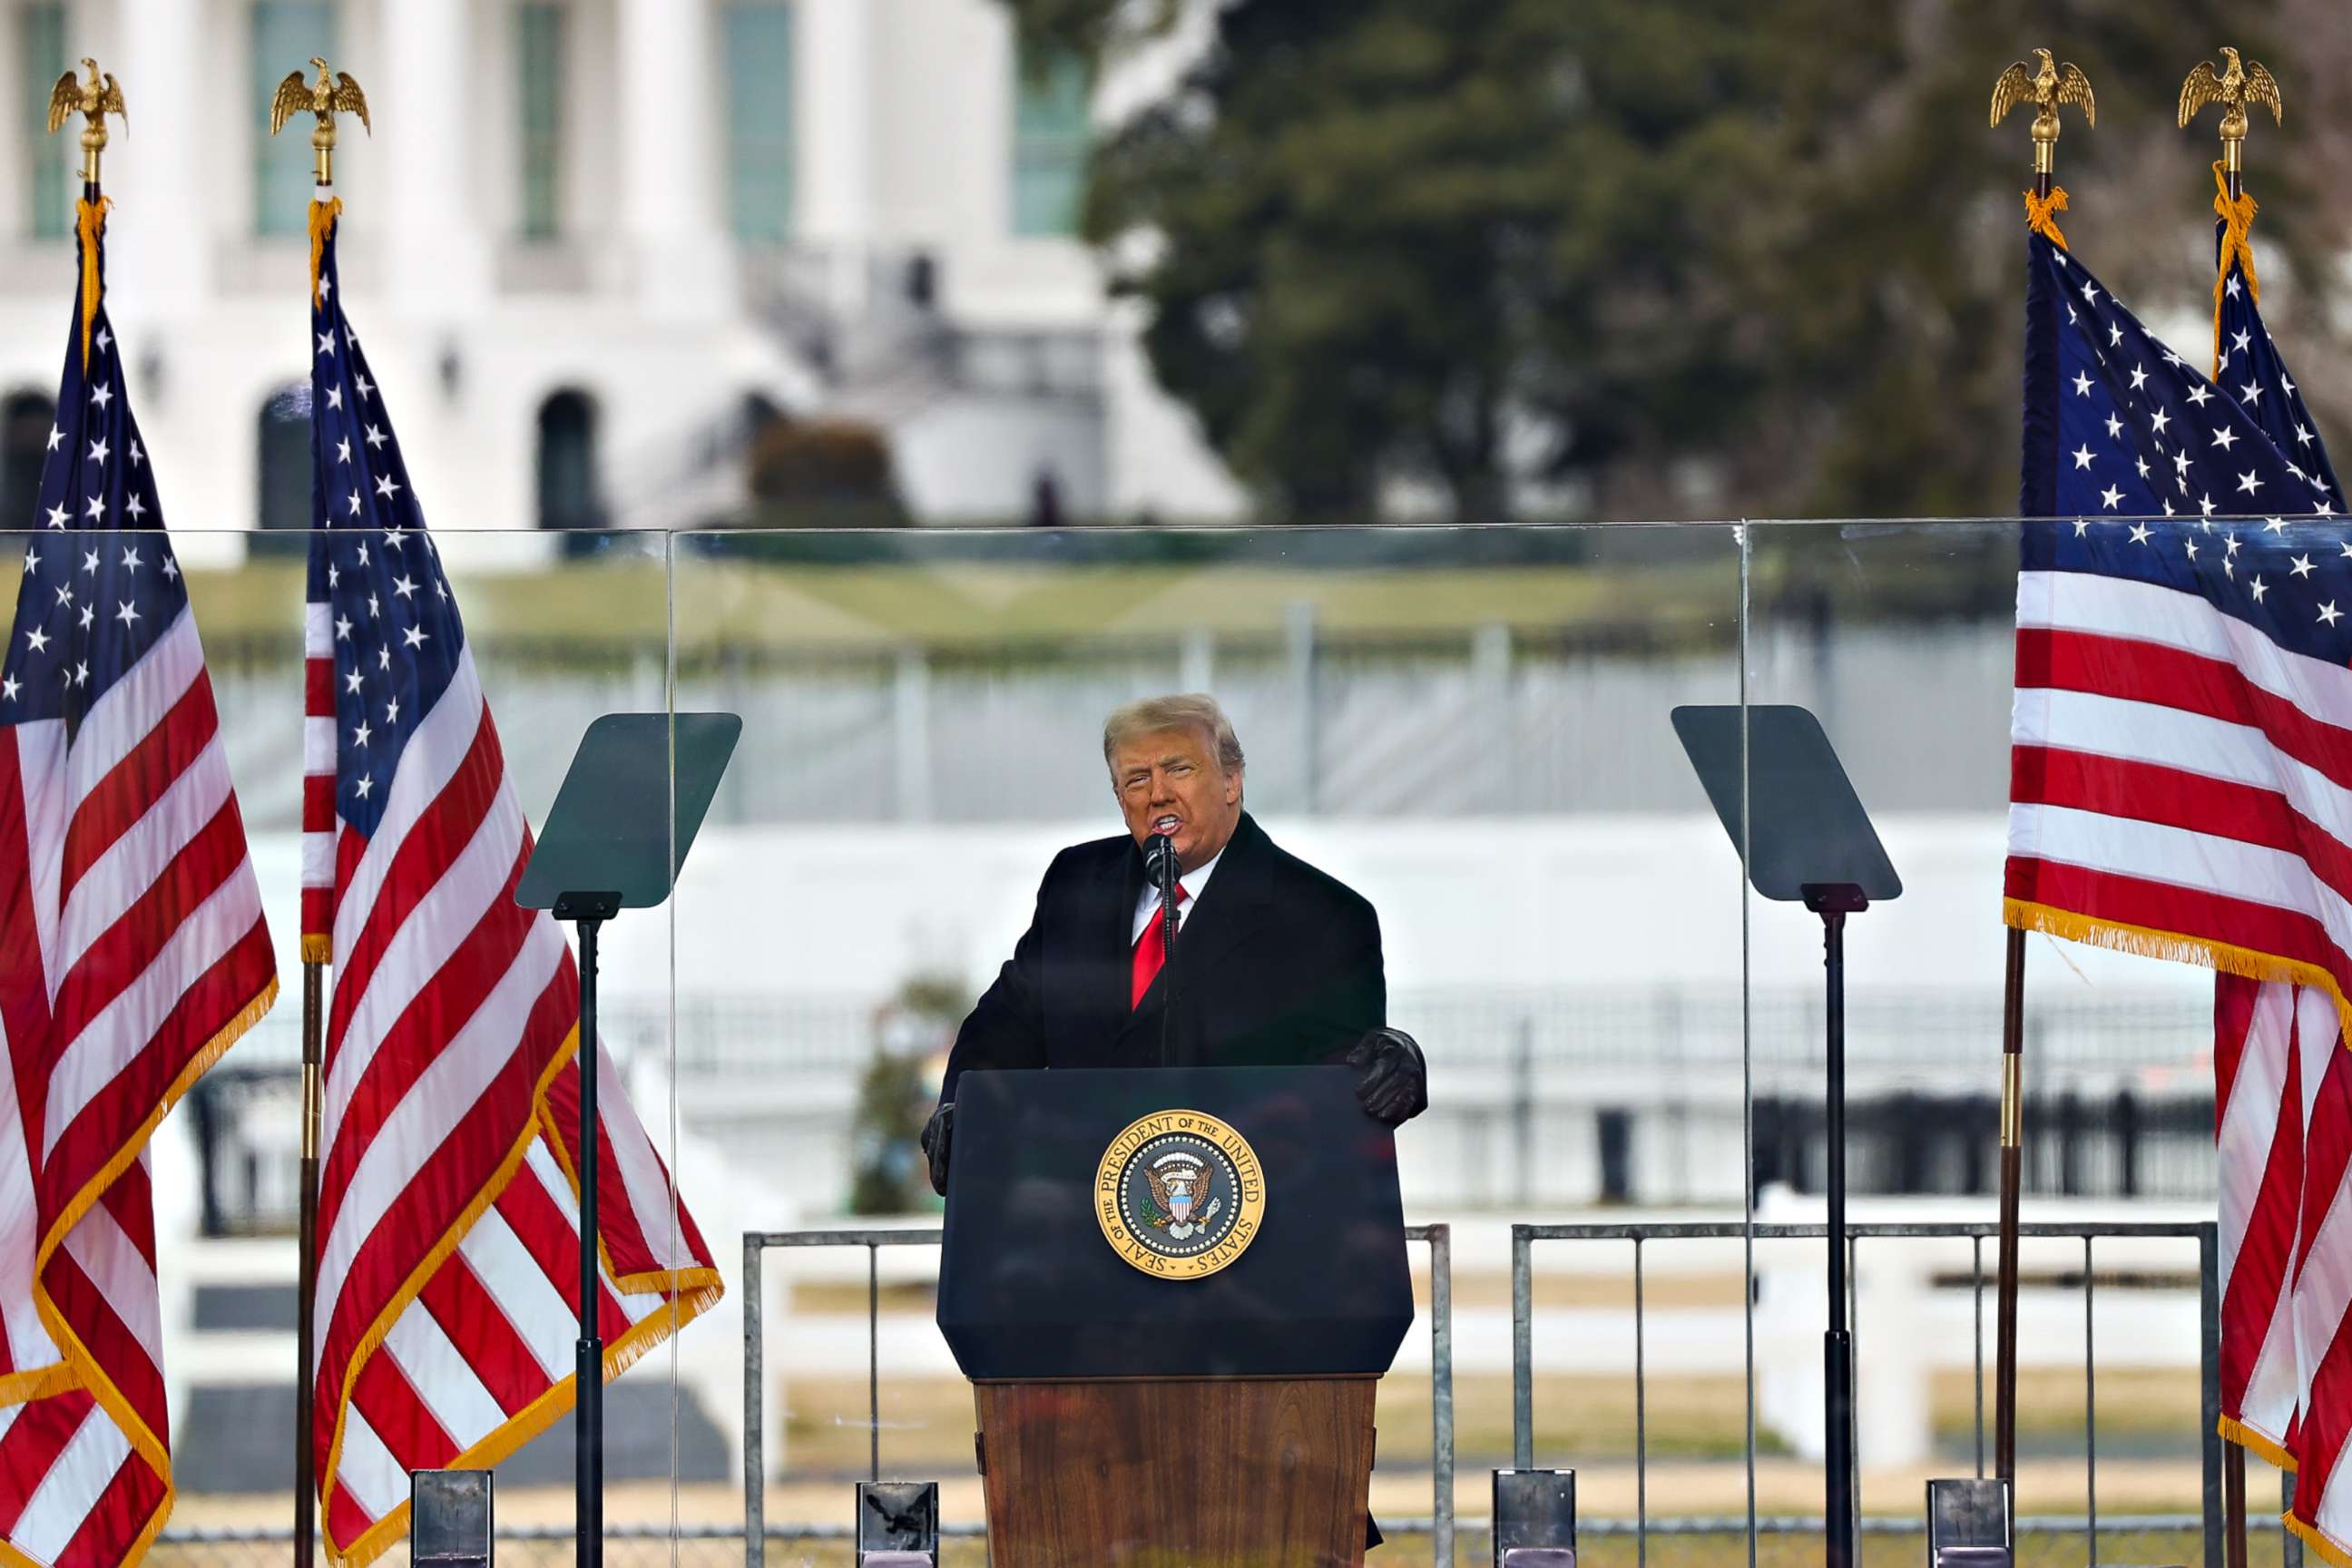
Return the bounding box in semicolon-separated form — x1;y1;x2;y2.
741;1222;1455;1568
1509;1219;2224;1568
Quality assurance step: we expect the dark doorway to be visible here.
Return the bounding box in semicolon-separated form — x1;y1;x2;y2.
536;388;605;557
252;386;311;556
1;391;56;532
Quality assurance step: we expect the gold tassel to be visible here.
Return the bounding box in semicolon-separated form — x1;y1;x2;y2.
2004;897;2352;1051
2022;184;2071;250
2286;1512;2352;1568
2212;162;2260;379
308;197;343;309
74;196;110;370
2219;1414;2298;1474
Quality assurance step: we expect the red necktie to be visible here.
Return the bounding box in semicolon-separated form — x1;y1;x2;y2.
1131;884;1189;1008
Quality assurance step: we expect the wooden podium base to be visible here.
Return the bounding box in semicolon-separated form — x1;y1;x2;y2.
973;1376;1377;1567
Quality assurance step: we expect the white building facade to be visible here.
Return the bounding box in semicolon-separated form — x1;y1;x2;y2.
0;0;1244;549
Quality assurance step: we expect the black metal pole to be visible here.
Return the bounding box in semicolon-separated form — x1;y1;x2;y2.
575;917;603;1568
1995;926;2025;1482
296;957;323;1568
1157;854;1179;1067
1822;905;1856;1568
2226;1444;2249;1568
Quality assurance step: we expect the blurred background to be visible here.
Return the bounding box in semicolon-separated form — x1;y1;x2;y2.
5;1;2346;1563
2;0;2349;538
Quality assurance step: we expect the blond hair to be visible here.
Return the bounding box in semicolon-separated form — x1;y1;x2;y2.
1102;693;1245;778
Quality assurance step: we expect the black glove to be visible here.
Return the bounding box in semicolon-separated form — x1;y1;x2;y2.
920;1102;954;1196
1346;1027;1427;1127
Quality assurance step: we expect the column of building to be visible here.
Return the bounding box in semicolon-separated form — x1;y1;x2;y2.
799;0;875;324
101;0;243;565
383;0;491;316
107;0;210;317
620;0;730;318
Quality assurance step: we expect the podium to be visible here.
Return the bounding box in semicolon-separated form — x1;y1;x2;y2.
939;1065;1413;1567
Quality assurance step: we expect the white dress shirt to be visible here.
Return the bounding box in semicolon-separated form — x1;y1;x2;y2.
1131;846;1224;944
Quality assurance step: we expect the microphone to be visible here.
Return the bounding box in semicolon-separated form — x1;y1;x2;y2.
1142;831;1177;889
1142;831;1181;1064
1142;832;1181;949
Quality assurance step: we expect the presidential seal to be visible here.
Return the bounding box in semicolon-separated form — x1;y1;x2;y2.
1094;1109;1266;1279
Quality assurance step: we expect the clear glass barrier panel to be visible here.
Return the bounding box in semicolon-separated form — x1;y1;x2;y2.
672;523;1742;1564
1741;518;2218;1568
0;516;2237;1566
0;529;682;1554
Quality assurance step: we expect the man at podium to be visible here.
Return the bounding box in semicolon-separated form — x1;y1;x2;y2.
923;692;1426;1192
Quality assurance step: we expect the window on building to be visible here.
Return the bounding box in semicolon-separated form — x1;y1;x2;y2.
1010;38;1089;238
253;385;310;554
19;3;65;240
536;389;603;554
516;3;564;240
251;2;336;238
724;2;794;242
1;391;56;529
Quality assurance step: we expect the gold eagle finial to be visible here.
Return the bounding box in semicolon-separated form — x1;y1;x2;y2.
2180;46;2281;177
1991;48;2095;176
270;56;370;185
46;57;127;185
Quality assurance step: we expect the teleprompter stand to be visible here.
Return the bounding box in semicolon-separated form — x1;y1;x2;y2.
516;712;740;1568
1672;704;1901;1568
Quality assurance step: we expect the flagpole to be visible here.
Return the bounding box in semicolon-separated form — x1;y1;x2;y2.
576;924;604;1568
2180;46;2281;211
2180;49;2280;384
296;960;323;1568
2180;51;2284;1568
270;64;367;1568
1994;926;2024;1484
45;59;122;377
1988;47;2093;1489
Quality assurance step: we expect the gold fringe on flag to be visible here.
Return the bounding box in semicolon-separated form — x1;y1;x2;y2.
313;1024;724;1568
2219;1413;2298;1473
2010;897;2352;1502
74;196;109;369
2288;1511;2352;1568
308;197;342;309
2212;162;2260;377
2004;897;2352;1054
2023;185;2071;250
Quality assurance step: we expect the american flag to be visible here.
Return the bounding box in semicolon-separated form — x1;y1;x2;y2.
2200;181;2352;1558
2212;973;2305;1468
2004;198;2352;1553
296;199;720;1568
2006;218;2346;969
0;201;278;1567
2204;186;2344;1481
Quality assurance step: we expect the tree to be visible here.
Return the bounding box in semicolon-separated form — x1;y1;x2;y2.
1007;1;2331;522
845;975;968;1215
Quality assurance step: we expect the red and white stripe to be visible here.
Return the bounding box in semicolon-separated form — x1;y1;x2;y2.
2217;975;2305;1466
2010;565;2352;1554
0;606;277;1567
310;641;718;1568
302;597;335;957
2291;983;2352;1557
2008;566;2352;1003
323;1054;714;1554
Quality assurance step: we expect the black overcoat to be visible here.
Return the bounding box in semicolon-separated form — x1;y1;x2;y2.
936;812;1385;1104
